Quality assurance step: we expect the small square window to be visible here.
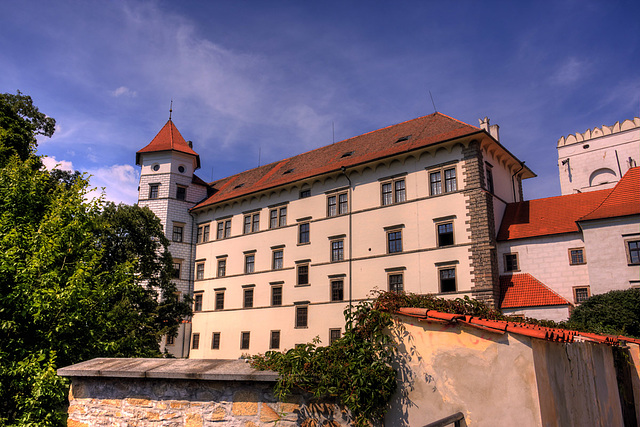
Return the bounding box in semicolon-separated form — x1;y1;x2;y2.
211;332;220;350
191;333;200;350
149;184;159;199
217;259;226;277
297;264;309;285
387;230;403;253
166;335;175;346
625;240;640;265
215;291;225;310
295;306;308;328
331;280;344;301
271;286;282;306
504;253;519;272
299;222;310;244
270;330;280;349
569;248;586;265
194;293;203;312
176;185;186;201
196;262;205;280
331;240;344;262
389;274;403;293
439;268;456;293
173;225;184;243
245;254;255;274
329;328;341;345
437;222;454;247
300;189;311;198
573;286;590;304
244;288;254;308
240;332;250;350
272;250;283;270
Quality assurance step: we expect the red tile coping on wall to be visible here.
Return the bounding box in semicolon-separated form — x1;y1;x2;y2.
396;307;638;346
499;273;571;309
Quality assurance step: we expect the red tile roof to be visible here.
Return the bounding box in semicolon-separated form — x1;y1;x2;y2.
579;167;640;222
137;120;201;168
396;307;640;346
192;113;532;210
499;273;571;309
497;189;610;240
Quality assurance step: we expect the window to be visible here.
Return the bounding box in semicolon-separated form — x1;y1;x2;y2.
573;286;591;304
245;254;255;274
197;224;210;243
381;179;406;205
215;291;225;310
486;165;494;193
176;185;186;201
272;250;283;270
297;264;309;286
430;167;457;195
271;286;282;306
196;262;205;280
439;268;456;293
217;259;226;277
387;230;403;254
240;332;250;350
270;331;280;349
327;192;348;217
191;333;200;350
270;207;287;228
437;222;454;247
331;280;344;301
331;240;344;262
173;225;184;242
194;293;203;312
299;222;310;244
211;332;220;350
389;274;403;293
626;240;640;265
244;213;260;234
172;262;181;279
569;248;586;265
329;328;341;345
295;305;308;328
217;220;231;239
166;335;175;346
149;184;159;199
504;253;519;272
300;189;311;198
244;288;254;308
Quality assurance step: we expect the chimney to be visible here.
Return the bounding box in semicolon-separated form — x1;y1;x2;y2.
479;117;490;131
478;117;500;141
188;140;193;149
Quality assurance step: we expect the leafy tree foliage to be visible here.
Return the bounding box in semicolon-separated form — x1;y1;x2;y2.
567;289;640;338
0;92;190;426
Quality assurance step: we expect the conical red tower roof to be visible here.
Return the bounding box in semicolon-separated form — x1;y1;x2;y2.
136;120;200;169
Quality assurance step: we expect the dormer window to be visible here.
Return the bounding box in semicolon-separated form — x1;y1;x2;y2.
341;151;354;158
234;183;244;189
395;135;411;143
283;168;295;175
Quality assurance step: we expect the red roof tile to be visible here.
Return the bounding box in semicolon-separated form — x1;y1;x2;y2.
395;307;636;346
499;273;571;309
497;190;610;241
192;113;532;210
137;120;201;168
579;167;640;221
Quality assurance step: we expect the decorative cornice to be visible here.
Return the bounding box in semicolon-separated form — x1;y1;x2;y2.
557;117;640;147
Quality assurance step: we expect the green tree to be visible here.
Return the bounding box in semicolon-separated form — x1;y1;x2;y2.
567;289;640;338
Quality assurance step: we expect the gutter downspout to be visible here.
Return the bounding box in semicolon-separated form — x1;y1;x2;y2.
511;162;525;202
183;210;197;358
341;166;353;318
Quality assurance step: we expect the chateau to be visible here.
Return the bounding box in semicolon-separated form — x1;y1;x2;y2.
135;113;639;358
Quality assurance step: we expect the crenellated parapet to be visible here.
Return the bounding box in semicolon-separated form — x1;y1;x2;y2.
557;117;640;147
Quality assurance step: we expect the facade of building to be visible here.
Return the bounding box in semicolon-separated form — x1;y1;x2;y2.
136;113;534;358
557;117;639;195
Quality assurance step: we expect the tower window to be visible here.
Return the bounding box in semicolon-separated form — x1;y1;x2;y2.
149;184;159;199
176;185;186;201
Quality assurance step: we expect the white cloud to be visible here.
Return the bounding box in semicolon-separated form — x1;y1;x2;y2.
85;164;140;205
41;155;74;172
112;86;137;97
550;57;588;85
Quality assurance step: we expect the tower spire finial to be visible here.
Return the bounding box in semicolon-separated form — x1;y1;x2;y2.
169;99;173;120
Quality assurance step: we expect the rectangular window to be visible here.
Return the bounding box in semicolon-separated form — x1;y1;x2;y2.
244;288;254;308
240;332;250;350
224;220;231;238
387;230;403;254
297;264;309;285
504;253;519;272
381;179;406;206
329;328;341;345
191;333;200;350
569;248;586;265
395;179;406;203
271;286;282;306
215;291;225;310
166;335;175;346
243;213;260;234
486;166;494;193
270;330;280;349
173;225;184;242
381;182;392;205
299;222;310;244
573;286;591;304
196;262;205;280
269;209;277;229
211;332;220;350
444;169;457;193
173;262;181;279
194;293;203;312
272;250;283;270
300;189;311;198
439;268;456;293
197;226;203;243
176;185;186;201
331;240;344;262
389;274;403;293
203;225;209;242
270;207;287;228
626;240;640;265
430;167;457;195
338;193;348;215
217;221;224;239
243;215;251;234
327;195;337;217
245;254;255;274
429;171;442;195
295;305;308;328
331;280;344;301
149;184;159;199
217;259;226;277
437;222;454;247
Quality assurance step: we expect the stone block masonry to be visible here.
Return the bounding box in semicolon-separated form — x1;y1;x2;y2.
58;358;352;427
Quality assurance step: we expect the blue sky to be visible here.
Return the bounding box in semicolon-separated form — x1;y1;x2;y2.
1;1;639;204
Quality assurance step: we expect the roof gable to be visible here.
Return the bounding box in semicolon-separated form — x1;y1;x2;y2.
579;167;640;222
137;120;201;169
499;273;571;309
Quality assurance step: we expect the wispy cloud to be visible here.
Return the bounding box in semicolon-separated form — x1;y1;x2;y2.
112;86;137;97
550;57;589;85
